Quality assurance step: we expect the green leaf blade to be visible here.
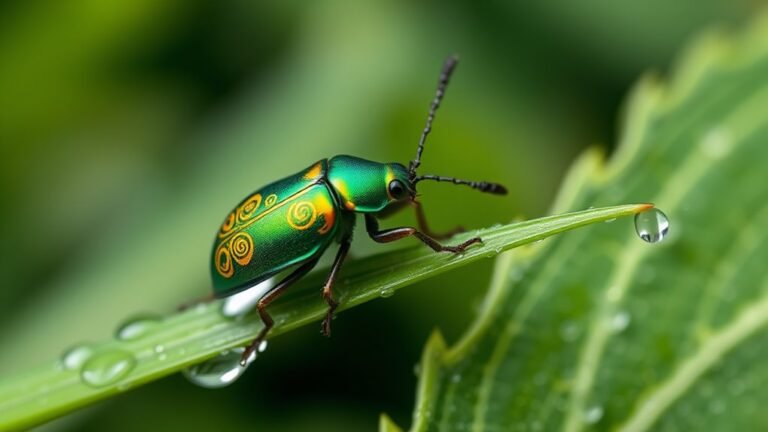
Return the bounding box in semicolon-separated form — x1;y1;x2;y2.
0;205;649;430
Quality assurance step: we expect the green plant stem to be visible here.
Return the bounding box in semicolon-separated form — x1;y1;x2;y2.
0;204;651;430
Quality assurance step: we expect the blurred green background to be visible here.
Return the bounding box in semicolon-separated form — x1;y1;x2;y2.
0;1;758;430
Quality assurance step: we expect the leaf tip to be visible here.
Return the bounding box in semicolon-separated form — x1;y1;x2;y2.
637;203;655;212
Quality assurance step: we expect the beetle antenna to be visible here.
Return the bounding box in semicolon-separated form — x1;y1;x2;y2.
408;55;459;183
415;174;508;195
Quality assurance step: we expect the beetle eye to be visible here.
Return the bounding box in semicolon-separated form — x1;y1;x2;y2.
388;180;406;200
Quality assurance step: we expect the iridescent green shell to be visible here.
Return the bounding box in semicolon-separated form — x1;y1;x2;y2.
211;155;411;297
327;155;410;212
211;160;340;296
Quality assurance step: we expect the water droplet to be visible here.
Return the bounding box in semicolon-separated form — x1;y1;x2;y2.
604;218;617;224
154;344;165;354
584;405;604;424
222;277;276;318
115;315;160;340
610;311;631;333
258;340;268;353
379;287;395;298
559;321;581;342
183;348;255;388
61;344;94;370
80;350;137;388
634;208;670;243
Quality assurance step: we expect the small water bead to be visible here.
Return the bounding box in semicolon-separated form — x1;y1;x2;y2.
115;315;160;340
584;405;604;424
634;208;670;243
379;287;395;298
610;311;631;333
61;344;94;371
183;348;257;389
80;349;137;388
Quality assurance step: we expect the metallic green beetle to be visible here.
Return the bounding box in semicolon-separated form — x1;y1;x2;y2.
211;56;506;363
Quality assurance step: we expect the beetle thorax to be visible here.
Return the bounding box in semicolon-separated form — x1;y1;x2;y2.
327;155;409;213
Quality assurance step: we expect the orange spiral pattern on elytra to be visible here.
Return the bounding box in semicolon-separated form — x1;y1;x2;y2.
264;194;278;207
215;244;234;278
237;193;262;222
230;232;254;266
286;201;317;230
218;212;236;238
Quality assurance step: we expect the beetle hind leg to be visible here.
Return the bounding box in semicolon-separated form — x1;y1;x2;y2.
239;257;320;366
320;236;352;337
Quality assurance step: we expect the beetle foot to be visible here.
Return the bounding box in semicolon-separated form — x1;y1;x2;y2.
321;313;333;337
446;236;482;253
321;290;338;337
239;339;261;367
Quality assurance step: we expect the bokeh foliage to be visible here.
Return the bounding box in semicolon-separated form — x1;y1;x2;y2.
0;1;760;430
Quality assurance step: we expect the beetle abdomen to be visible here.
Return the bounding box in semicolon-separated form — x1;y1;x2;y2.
210;160;339;297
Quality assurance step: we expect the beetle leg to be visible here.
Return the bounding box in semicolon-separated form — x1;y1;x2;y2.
365;214;481;253
240;257;320;366
321;236;352;337
412;200;465;240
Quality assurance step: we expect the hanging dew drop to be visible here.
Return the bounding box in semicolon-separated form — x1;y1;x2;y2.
80;350;137;388
115;315;160;340
380;287;395;298
183;348;256;389
61;344;94;371
634;208;670;243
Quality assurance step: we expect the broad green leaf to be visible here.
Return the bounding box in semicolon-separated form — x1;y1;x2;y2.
399;12;768;432
0;204;649;430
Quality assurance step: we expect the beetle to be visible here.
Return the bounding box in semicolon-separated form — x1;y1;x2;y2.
210;55;507;364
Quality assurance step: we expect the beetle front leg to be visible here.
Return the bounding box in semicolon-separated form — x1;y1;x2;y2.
412;200;465;240
240;257;319;366
365;214;481;252
321;236;352;337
